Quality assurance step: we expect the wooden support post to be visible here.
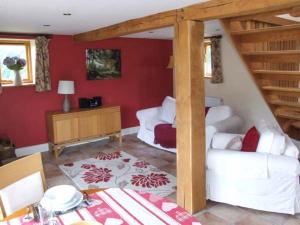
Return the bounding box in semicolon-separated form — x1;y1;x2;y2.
174;19;206;214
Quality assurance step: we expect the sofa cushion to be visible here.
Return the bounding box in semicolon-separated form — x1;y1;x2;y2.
256;127;285;155
154;124;176;148
159;96;176;124
270;129;286;155
284;135;299;158
145;118;166;131
206;105;233;125
241;127;260;152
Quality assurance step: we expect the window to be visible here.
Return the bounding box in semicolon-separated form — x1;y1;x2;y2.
204;41;212;78
0;39;35;86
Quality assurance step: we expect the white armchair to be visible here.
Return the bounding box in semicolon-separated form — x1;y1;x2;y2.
136;96;243;153
207;132;300;214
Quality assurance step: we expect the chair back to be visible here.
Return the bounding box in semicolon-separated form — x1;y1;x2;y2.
0;153;46;219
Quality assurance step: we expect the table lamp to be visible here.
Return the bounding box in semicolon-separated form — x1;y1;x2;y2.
58;80;75;112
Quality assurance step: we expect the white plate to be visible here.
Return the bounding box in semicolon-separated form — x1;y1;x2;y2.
42;191;83;212
53;191;83;212
44;185;77;205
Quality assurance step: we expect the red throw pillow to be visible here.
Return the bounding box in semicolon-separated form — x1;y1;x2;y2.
241;126;260;152
205;107;210;116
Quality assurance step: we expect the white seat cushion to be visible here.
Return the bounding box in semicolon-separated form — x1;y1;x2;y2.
0;172;44;216
159;96;176;124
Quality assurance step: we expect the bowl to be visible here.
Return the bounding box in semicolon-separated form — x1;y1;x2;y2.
44;185;77;205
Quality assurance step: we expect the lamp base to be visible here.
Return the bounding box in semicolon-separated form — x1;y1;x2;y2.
63;95;71;112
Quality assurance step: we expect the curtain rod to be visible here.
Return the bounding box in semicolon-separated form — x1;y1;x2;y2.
0;32;52;39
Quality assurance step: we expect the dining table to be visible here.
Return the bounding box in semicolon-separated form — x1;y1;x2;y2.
0;188;201;225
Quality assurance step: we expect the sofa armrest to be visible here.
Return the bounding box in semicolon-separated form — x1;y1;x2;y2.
136;107;161;124
205;115;243;150
212;133;244;150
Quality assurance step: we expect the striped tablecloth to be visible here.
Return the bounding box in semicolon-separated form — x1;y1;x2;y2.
1;188;201;225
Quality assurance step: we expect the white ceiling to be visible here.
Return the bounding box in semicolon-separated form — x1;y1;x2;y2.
0;0;222;39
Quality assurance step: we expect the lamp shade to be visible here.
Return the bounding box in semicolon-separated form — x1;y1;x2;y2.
58;80;75;94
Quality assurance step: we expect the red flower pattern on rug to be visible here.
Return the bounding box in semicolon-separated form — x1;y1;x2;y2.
131;173;170;188
81;164;96;169
64;163;74;167
82;167;113;184
95;151;122;160
60;151;176;197
133;161;150;168
123;158;130;163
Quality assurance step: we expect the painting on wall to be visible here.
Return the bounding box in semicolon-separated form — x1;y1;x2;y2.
86;49;121;80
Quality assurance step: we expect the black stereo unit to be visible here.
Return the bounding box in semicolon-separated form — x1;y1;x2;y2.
79;96;102;109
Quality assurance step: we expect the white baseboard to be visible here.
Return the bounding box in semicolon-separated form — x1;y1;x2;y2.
15;126;140;157
15;143;49;157
121;126;139;135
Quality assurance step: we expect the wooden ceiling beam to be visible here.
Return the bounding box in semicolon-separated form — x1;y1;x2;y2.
289;7;300;17
253;16;297;26
73;0;300;42
182;0;300;21
230;7;299;26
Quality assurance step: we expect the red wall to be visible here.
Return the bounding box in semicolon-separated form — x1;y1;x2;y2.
0;35;173;148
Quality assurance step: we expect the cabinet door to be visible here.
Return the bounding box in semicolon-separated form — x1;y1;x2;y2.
53;114;78;144
99;109;121;135
78;111;99;139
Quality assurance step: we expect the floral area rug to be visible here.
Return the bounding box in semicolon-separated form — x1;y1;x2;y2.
59;151;176;197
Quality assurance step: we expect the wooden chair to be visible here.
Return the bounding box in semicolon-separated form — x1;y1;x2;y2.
0;153;46;220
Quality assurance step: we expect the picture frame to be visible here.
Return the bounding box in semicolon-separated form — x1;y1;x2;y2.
86;49;121;80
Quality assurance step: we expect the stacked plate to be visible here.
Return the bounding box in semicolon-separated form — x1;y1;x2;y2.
41;185;83;212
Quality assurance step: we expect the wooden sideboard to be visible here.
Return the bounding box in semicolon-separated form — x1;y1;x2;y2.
46;105;122;157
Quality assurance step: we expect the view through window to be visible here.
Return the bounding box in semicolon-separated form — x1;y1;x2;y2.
0;40;34;85
204;41;212;78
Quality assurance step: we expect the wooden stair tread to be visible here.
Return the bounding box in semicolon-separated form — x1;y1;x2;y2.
292;121;300;129
275;109;300;120
242;50;300;56
231;24;300;35
262;86;300;93
253;70;300;75
268;100;300;108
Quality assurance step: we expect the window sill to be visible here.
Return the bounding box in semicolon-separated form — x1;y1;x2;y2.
2;83;35;88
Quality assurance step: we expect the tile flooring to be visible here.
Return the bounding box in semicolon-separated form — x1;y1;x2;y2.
42;134;300;225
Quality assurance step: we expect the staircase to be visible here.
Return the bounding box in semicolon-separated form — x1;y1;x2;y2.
222;10;300;140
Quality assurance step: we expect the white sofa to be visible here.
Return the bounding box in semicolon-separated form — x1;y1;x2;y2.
207;132;300;214
136;96;243;153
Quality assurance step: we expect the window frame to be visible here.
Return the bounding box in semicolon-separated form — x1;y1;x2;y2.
204;40;212;79
0;39;33;85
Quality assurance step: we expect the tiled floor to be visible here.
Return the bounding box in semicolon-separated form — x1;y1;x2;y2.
42;134;300;225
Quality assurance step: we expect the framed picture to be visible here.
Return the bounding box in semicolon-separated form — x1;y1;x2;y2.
86;49;121;80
